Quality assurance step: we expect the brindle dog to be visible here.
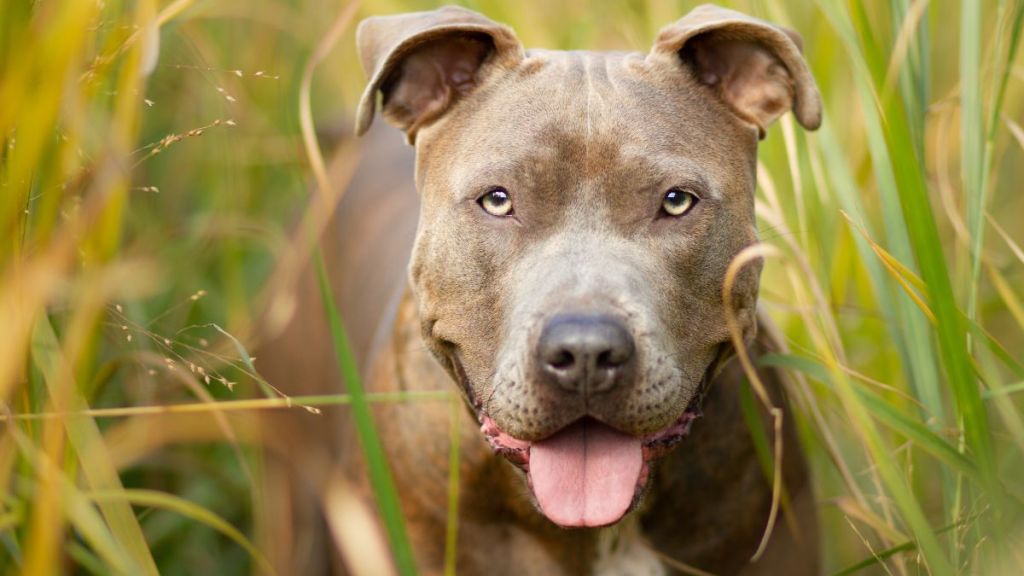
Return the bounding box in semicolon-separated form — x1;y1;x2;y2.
260;4;822;574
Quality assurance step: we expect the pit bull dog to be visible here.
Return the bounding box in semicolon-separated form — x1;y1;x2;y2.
262;3;823;574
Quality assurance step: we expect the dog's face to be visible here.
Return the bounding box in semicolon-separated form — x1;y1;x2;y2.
357;4;820;528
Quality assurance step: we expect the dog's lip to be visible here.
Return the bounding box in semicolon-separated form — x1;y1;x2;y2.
479;416;531;466
479;405;702;472
477;369;710;472
447;349;485;412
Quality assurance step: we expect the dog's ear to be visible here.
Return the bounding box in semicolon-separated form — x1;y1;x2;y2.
355;6;523;141
649;4;821;138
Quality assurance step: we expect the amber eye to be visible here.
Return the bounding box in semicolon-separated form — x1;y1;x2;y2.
478;187;514;217
661;187;699;217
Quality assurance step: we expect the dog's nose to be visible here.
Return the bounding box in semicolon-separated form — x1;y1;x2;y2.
537;314;636;395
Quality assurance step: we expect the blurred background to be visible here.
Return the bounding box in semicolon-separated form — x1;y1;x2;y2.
1;0;1023;574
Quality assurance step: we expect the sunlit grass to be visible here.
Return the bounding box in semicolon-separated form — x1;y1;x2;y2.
1;0;1022;574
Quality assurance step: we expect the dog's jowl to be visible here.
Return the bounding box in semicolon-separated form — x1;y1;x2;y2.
291;4;821;574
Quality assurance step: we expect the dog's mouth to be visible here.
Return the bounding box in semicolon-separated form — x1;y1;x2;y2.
479;399;702;528
447;347;711;528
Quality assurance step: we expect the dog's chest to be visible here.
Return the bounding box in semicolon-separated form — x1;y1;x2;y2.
592;519;667;576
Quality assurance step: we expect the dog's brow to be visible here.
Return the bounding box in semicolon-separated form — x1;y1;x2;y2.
627;152;719;199
451;161;515;200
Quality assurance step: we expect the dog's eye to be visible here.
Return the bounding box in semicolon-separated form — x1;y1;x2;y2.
661;187;699;217
478;187;514;217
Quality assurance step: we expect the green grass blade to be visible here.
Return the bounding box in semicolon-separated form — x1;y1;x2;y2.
815;0;946;427
983;382;1024;400
963;0;984;328
758;354;978;480
209;322;278;398
6;414;137;574
86;489;275;575
968;321;1024;381
738;379;778;487
443;396;461;576
829;518;969;576
315;249;416;576
30;316;159;576
882;86;997;499
0;509;22;532
67;541;113;576
814;121;927;395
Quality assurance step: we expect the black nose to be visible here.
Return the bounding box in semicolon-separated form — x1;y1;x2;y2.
537;314;636;395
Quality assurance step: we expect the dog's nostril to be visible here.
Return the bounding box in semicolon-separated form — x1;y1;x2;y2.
549;350;575;370
537;313;636;394
596;349;624;369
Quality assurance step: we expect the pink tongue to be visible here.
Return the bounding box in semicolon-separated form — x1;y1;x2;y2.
528;420;643;527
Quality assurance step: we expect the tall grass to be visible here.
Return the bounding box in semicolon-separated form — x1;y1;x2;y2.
1;0;1022;574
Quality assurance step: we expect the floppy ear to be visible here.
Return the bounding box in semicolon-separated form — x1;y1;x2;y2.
649;4;821;138
355;6;523;142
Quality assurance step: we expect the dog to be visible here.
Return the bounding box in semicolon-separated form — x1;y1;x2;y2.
259;4;822;574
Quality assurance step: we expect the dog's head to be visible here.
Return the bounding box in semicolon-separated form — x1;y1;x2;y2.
356;4;820;528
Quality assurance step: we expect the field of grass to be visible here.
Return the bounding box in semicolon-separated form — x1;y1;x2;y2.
2;0;1023;574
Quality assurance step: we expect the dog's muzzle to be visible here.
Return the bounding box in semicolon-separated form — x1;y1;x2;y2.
452;316;720;529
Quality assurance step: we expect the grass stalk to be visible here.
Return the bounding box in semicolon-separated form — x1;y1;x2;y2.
316;251;416;576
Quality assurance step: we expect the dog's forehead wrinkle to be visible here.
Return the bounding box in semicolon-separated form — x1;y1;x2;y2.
584;57;593;173
580;51;613;171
